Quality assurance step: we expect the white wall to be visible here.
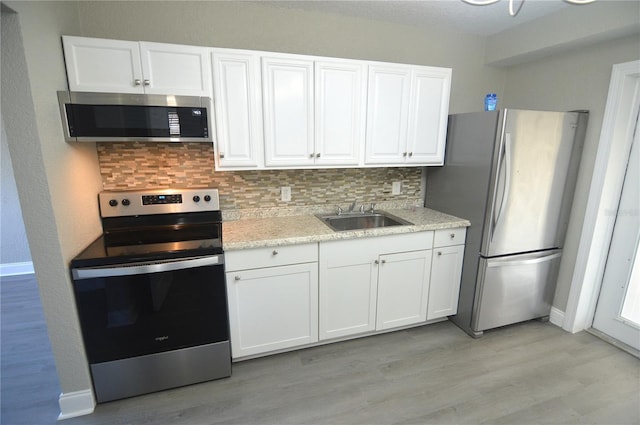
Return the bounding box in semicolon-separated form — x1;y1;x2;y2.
1;118;32;265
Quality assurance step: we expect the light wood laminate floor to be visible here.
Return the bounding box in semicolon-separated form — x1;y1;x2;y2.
2;274;639;424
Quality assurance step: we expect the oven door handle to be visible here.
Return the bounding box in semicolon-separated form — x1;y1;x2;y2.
72;255;224;280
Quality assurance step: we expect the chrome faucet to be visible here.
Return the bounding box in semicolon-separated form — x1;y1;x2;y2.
348;199;357;213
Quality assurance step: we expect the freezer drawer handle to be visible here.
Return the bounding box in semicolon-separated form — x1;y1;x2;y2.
487;252;562;268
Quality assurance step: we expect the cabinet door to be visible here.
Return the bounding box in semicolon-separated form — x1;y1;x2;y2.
262;57;314;167
427;245;464;320
212;50;264;169
364;65;411;165
314;60;366;166
226;262;318;358
62;36;144;94
319;239;379;340
376;250;432;330
139;42;212;96
406;68;451;165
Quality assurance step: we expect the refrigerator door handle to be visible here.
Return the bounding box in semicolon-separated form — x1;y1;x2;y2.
492;132;512;239
486;251;562;268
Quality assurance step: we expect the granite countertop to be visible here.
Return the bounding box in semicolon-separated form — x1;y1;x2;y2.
223;207;470;251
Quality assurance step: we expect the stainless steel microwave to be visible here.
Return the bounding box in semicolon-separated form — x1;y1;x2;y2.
57;91;212;143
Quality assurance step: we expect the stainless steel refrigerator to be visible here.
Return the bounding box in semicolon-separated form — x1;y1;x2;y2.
426;109;588;337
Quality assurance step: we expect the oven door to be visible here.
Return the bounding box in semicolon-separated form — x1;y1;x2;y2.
72;255;228;364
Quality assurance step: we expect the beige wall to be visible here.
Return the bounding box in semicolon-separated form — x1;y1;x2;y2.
502;34;640;312
1;1;101;399
74;1;506;114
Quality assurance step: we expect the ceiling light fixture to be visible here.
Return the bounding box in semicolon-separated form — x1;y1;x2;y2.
461;0;596;17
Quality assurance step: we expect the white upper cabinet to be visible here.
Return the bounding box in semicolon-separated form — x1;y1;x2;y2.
62;36;212;97
365;63;451;166
314;60;366;166
365;65;411;165
138;42;211;96
262;56;315;167
212;49;264;169
63;36;144;94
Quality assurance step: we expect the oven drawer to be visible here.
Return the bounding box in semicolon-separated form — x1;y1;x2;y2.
226;243;318;272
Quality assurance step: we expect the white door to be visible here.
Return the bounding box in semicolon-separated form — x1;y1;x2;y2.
375;250;432;330
62;36;144;94
212;50;264;169
592;117;640;351
406;68;451;165
365;65;411;165
262;56;314;167
139;42;212;96
314;60;366;166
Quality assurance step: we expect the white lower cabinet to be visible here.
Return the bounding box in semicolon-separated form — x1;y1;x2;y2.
225;244;318;358
427;228;466;320
376;249;433;330
319;232;434;341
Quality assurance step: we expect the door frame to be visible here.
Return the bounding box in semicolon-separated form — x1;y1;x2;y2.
564;60;640;333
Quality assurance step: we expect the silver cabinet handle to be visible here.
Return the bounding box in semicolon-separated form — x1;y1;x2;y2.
134;79;142;86
143;79;150;86
272;250;278;256
234;275;241;281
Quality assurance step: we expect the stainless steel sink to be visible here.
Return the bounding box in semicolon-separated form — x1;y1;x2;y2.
316;211;413;232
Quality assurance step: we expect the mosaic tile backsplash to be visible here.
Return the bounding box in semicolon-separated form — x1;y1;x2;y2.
97;142;423;211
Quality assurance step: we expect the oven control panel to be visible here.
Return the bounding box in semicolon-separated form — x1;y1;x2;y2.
99;188;220;218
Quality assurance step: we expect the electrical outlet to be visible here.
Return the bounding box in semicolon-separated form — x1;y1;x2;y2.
392;181;402;195
281;186;291;202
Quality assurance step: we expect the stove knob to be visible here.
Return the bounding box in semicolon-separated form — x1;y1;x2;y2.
109;199;118;207
121;198;130;206
204;195;211;202
193;195;201;203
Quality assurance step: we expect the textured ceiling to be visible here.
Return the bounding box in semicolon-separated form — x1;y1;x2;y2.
257;0;574;36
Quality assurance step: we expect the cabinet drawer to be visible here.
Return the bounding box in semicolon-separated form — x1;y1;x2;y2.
433;227;466;247
226;243;317;271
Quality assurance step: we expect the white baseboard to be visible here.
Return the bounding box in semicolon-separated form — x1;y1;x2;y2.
0;261;34;277
549;307;565;328
58;389;95;420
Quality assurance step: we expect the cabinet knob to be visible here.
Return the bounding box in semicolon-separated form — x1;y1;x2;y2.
219;152;225;159
272;250;278;256
309;153;315;158
316;153;321;158
438;251;443;256
374;260;379;265
450;233;455;239
408;152;413;157
403;152;408;157
234;275;241;281
381;259;386;264
134;79;142;86
143;79;150;86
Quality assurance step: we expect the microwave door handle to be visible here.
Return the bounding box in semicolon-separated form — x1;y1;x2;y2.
72;256;223;280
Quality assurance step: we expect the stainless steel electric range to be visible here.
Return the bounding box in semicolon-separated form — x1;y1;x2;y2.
70;188;230;403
